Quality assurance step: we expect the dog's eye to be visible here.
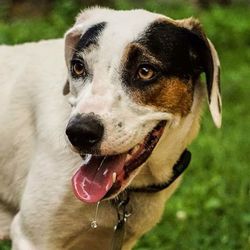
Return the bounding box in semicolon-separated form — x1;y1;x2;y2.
71;61;86;77
136;65;157;81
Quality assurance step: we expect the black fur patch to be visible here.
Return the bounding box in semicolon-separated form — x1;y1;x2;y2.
137;22;195;78
122;20;211;91
73;22;106;57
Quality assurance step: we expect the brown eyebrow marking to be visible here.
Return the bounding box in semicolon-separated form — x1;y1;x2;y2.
130;77;194;116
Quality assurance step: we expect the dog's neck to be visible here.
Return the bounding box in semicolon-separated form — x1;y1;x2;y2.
131;85;204;187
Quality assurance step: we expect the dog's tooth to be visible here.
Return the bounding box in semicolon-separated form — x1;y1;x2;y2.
126;154;132;161
131;144;140;155
112;172;117;183
82;154;92;164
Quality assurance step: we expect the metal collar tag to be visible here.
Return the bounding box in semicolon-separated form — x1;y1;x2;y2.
111;192;131;250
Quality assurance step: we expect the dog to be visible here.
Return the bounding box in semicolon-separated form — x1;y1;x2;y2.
0;7;221;250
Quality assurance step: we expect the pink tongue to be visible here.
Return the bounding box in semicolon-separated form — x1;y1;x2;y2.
72;154;126;203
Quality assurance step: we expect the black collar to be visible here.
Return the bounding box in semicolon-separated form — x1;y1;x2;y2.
128;149;191;193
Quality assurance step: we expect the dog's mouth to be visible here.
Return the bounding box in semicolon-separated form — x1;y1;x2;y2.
72;121;166;203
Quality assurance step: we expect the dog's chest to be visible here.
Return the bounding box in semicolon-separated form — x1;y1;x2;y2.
68;193;166;250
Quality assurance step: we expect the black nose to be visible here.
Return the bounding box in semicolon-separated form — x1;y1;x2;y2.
66;114;104;151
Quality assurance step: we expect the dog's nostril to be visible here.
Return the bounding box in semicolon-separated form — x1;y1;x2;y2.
66;114;104;150
83;131;101;145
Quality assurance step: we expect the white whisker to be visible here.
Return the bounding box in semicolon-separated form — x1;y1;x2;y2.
97;155;107;171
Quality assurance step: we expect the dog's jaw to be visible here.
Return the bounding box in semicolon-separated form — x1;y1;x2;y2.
135;83;205;186
71;121;167;203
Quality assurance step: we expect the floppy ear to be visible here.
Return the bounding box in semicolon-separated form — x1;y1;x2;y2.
177;18;222;128
206;38;222;128
63;7;109;95
64;25;82;68
63;25;82;95
63;9;94;95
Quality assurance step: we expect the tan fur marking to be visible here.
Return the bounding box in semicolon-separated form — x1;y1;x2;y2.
175;17;209;45
157;16;203;33
131;77;194;116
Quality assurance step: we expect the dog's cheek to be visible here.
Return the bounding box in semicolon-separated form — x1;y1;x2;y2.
131;77;194;116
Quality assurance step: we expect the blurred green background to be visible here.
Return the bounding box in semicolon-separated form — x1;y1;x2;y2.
0;0;249;250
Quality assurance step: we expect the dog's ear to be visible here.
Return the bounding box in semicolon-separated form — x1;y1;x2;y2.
63;9;95;95
177;18;222;128
63;22;83;95
64;26;82;68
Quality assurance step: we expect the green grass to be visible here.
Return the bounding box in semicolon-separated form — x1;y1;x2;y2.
0;3;249;250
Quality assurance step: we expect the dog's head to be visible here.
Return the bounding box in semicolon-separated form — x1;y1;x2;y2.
63;7;222;203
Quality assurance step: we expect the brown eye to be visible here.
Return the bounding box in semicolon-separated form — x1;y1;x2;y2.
72;61;86;77
137;65;156;81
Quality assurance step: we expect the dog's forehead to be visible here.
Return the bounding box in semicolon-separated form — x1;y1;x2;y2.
77;9;167;53
81;8;162;33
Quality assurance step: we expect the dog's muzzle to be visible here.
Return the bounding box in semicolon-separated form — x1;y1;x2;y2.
71;121;167;203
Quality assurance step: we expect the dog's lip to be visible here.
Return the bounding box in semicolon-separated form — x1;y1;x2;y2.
71;121;167;203
103;120;167;200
